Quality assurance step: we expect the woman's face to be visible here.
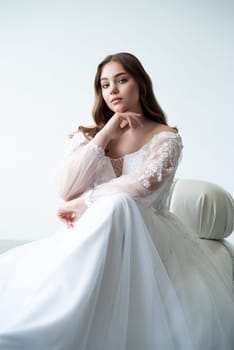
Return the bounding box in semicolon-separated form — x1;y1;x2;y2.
100;61;142;113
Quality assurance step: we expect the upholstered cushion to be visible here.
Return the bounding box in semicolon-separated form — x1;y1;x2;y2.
168;179;234;239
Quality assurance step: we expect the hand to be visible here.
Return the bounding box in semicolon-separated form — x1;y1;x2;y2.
104;111;143;139
94;111;143;146
57;197;87;229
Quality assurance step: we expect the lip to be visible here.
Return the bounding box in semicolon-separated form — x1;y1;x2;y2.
111;97;122;104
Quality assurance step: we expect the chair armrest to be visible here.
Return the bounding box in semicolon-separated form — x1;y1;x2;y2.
169;179;234;239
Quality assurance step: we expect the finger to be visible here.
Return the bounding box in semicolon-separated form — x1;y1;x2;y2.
128;115;140;129
122;112;143;128
69;211;79;223
62;215;74;228
58;212;68;221
120;119;129;128
131;116;144;128
127;116;134;129
58;212;74;225
59;216;69;225
67;221;73;229
59;210;75;217
129;117;139;129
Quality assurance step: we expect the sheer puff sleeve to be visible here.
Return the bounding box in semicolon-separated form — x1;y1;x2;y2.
56;132;105;201
84;134;183;207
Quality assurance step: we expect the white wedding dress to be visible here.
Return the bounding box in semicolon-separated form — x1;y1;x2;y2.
0;131;233;350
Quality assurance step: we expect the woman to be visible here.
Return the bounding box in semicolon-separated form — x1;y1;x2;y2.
57;52;179;224
0;52;233;350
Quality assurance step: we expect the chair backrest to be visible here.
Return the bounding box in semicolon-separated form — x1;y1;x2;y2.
168;179;234;240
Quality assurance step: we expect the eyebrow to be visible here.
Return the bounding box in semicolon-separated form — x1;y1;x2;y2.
100;72;128;81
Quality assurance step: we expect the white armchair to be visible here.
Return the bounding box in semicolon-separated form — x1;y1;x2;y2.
1;179;234;291
167;179;234;291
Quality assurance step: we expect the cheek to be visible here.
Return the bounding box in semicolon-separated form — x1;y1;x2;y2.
127;84;139;101
101;91;109;105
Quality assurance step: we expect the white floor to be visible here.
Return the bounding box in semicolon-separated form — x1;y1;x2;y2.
0;240;29;254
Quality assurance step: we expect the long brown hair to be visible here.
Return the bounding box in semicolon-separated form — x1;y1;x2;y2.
75;52;168;139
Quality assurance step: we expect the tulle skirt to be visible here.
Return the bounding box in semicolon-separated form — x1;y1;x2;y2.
0;193;233;350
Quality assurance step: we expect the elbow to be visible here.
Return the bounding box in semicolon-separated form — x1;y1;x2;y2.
56;179;74;201
56;172;86;201
57;187;71;201
56;173;75;201
58;190;76;202
56;183;80;201
60;193;72;202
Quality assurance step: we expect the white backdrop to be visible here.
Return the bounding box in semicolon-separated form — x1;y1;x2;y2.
0;0;233;242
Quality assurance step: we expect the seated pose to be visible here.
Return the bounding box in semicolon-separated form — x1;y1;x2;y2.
0;52;233;350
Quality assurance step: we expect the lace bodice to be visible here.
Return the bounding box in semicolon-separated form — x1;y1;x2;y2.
56;131;183;211
110;158;124;177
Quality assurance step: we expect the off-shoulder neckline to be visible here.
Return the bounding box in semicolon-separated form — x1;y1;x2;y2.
108;131;181;161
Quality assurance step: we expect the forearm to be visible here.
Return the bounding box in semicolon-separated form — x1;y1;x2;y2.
92;129;111;149
83;175;150;207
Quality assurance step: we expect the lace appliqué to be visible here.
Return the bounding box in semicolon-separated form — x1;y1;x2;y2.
138;138;181;190
110;158;123;177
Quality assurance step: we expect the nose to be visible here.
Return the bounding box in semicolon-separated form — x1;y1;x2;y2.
110;83;119;94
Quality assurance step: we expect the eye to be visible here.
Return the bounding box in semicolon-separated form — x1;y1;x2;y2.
118;78;127;84
101;83;109;89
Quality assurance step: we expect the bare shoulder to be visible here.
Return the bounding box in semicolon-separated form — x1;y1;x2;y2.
148;122;178;136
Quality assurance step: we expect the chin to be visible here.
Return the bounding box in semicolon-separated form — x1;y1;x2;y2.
114;105;128;113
